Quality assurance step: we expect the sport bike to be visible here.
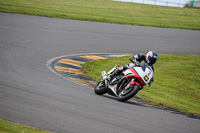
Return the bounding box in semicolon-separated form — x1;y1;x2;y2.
94;62;154;102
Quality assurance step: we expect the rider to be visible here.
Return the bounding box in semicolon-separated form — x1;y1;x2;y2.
109;51;158;86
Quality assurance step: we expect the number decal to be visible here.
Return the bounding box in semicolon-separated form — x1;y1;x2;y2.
147;71;151;76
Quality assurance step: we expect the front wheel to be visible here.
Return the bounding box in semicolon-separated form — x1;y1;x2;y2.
94;80;107;95
117;84;140;102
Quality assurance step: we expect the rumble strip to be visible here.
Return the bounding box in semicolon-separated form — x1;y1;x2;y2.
52;54;130;87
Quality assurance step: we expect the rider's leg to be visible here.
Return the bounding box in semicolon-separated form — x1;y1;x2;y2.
109;66;124;80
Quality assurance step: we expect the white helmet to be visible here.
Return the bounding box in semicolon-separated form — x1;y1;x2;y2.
146;51;158;65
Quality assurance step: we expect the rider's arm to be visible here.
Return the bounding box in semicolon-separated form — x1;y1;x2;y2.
129;54;146;65
123;63;134;69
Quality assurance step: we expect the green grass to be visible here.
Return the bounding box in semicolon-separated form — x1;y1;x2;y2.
82;55;200;117
0;0;200;30
0;119;49;133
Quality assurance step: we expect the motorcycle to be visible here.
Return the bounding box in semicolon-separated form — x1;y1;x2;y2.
94;61;154;102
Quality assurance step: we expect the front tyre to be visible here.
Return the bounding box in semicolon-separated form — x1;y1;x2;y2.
117;84;140;102
94;80;107;95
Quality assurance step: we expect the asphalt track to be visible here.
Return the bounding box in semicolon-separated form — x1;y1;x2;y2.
0;13;200;133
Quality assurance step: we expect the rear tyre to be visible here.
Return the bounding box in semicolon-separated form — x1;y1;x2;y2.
117;84;140;102
94;80;107;95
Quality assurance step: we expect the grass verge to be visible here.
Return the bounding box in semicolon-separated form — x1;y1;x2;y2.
82;55;200;117
0;0;200;30
0;119;49;133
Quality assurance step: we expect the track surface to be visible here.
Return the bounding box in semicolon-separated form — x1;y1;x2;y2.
0;13;200;133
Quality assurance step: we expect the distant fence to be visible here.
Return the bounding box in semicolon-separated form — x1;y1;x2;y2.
115;0;186;7
141;0;185;7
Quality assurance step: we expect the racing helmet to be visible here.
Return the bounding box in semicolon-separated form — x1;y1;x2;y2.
146;51;158;65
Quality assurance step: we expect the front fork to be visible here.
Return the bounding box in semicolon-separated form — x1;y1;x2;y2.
101;71;108;88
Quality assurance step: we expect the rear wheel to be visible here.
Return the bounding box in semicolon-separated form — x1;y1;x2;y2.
117;84;140;102
94;80;107;95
